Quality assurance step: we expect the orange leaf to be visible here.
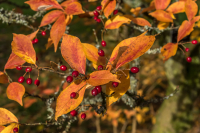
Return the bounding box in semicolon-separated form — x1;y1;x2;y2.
50;14;66;52
45;37;53;50
55;80;87;120
0;72;8;84
24;98;37;108
12;34;36;64
87;70;121;86
61;34;86;74
161;43;178;61
124;15;151;27
64;1;85;15
157;22;170;30
4;53;26;70
101;0;116;18
105;15;131;29
106;70;130;108
25;0;63;11
177;20;195;42
142;1;155;13
0;108;18;125
166;1;185;14
40;10;63;27
155;0;171;10
115;34;155;69
0;126;5;132
185;0;198;21
130;7;141;17
6;82;25;106
82;43;106;67
192;16;200;23
27;29;39;40
65;15;73;25
1;123;19;133
149;10;175;22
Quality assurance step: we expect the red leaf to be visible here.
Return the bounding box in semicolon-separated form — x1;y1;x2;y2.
4;53;25;70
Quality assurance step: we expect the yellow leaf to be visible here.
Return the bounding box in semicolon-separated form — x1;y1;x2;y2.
157;22;169;30
0;108;18;125
1;123;18;133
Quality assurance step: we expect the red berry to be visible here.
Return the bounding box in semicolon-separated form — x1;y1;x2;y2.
95;86;102;93
70;92;77;98
130;67;139;73
81;113;86;120
192;40;198;45
70;110;77;116
60;65;67;71
94;16;98;21
18;76;25;83
96;6;102;11
96;18;101;23
32;40;35;44
33;38;38;44
186;57;192;62
98;65;103;70
101;40;106;47
112;82;119;87
34;79;40;86
16;66;22;70
36;57;38;61
26;78;32;85
98;49;105;56
72;71;79;77
185;48;189;52
66;76;73;83
91;88;98;96
113;10;118;15
93;10;99;16
26;67;32;72
41;31;46;36
13;127;19;132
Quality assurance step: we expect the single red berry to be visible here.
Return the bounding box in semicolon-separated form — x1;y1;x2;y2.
113;10;118;15
185;48;189;52
98;65;103;70
60;65;67;71
32;40;35;44
26;67;32;72
94;16;98;21
72;71;79;77
16;66;22;70
101;40;106;47
13;127;19;132
112;82;119;87
91;88;98;96
18;76;25;83
70;92;77;98
26;78;32;85
81;113;86;120
66;76;73;83
192;40;198;45
34;79;40;86
36;57;38;61
96;18;101;23
33;38;38;44
96;6;102;11
130;67;139;73
41;31;46;36
70;110;77;116
93;10;99;16
186;57;192;62
95;86;102;93
98;49;105;56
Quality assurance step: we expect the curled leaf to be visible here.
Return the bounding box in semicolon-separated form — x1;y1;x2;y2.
155;0;171;10
0;108;18;125
64;1;85;15
124;15;151;27
185;0;198;21
157;22;169;30
166;1;185;14
6;82;25;106
161;43;178;61
149;10;175;22
27;29;39;40
0;72;8;84
105;15;131;29
65;15;73;25
101;0;116;18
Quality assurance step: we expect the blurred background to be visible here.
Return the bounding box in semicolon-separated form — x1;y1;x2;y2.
0;0;200;133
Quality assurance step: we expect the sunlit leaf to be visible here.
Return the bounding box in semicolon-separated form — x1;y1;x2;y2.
185;0;198;21
64;1;85;15
166;1;185;14
149;10;175;22
124;15;151;27
0;108;18;125
157;22;169;30
105;15;131;29
27;29;39;40
101;0;116;18
0;126;5;132
65;15;73;25
1;123;19;133
155;0;171;10
161;43;178;61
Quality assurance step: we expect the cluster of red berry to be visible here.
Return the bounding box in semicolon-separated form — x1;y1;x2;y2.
70;110;86;120
60;65;79;83
32;31;46;44
185;40;198;63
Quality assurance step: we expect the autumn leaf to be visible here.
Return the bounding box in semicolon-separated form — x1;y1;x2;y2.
185;0;198;21
65;15;73;25
149;10;175;22
45;37;53;50
40;10;63;27
161;43;178;61
6;82;25;106
61;34;86;74
106;70;130;108
25;0;63;11
157;22;170;30
55;80;87;120
27;29;39;40
87;70;120;86
130;7;141;17
177;20;195;42
1;123;19;133
12;34;36;64
105;15;131;29
64;1;85;15
154;0;171;10
166;1;185;14
115;34;155;69
101;0;116;18
0;108;18;125
0;126;5;132
124;15;151;27
50;14;66;52
142;1;155;13
0;72;8;84
82;43;106;67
